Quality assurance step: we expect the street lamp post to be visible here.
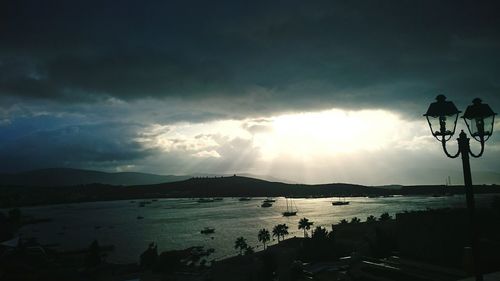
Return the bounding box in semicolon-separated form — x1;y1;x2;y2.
424;95;496;281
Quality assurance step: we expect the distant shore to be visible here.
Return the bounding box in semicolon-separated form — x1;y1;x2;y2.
2;175;500;208
3;203;500;280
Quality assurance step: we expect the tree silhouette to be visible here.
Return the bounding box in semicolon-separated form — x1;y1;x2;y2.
350;217;361;224
258;228;271;250
281;224;289;241
311;226;328;240
140;242;158;269
298;217;313;238
339;219;348;225
272;225;281;242
379;212;392;221
272;224;289;242
234;237;248;255
244;246;255;255
366;215;377;223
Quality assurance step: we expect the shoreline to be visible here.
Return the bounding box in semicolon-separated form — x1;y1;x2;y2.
2;176;499;208
4;194;498;262
2;203;500;280
2;189;500;209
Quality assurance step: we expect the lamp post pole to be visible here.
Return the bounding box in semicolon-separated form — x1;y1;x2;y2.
425;96;496;281
458;131;482;281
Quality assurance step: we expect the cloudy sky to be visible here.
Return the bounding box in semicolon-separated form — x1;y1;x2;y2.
1;1;499;185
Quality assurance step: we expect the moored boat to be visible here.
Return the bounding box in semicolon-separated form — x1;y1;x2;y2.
282;211;297;216
200;227;215;234
197;198;215;203
261;202;273;208
282;197;298;216
332;197;350;206
331;201;350;206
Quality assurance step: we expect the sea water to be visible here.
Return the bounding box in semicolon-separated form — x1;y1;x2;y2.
13;194;496;263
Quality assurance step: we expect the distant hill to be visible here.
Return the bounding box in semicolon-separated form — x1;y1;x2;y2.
0;168;190;187
1;174;500;208
134;176;378;198
0;175;394;207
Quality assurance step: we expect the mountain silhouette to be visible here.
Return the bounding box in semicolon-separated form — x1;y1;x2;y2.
0;168;190;187
2;169;499;208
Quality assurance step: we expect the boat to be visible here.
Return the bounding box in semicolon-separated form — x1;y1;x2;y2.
331;197;350;206
282;197;298;216
261;202;273;208
331;201;350;206
238;197;251;201
283;210;297;216
200;227;215;234
197;198;215;203
263;198;276;203
136;216;144;219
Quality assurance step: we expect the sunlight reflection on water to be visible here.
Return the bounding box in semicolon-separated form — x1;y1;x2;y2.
14;194;495;263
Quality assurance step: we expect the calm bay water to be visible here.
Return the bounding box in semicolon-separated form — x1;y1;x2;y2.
15;194;495;263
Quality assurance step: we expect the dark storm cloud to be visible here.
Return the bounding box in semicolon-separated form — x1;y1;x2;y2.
1;0;500;180
0;122;157;172
2;0;500;118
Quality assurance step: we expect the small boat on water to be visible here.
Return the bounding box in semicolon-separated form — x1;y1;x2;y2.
282;197;298;216
261;202;273;208
200;227;215;234
197;198;215;203
263;198;276;203
283;211;297;216
331;201;350;206
239;197;251;201
136;216;144;220
138;201;151;207
332;197;350;206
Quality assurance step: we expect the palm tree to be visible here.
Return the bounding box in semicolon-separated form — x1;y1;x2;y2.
366;215;377;223
272;225;281;242
311;226;328;239
350;217;361;224
272;224;289;243
258;228;271;249
281;224;288;240
280;224;289;241
379;212;392;221
298;217;313;237
234;237;248;255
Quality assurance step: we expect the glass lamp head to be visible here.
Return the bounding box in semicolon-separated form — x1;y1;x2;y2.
462;98;496;142
424;95;461;140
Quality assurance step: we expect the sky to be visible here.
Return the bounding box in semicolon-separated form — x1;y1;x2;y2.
1;0;499;185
